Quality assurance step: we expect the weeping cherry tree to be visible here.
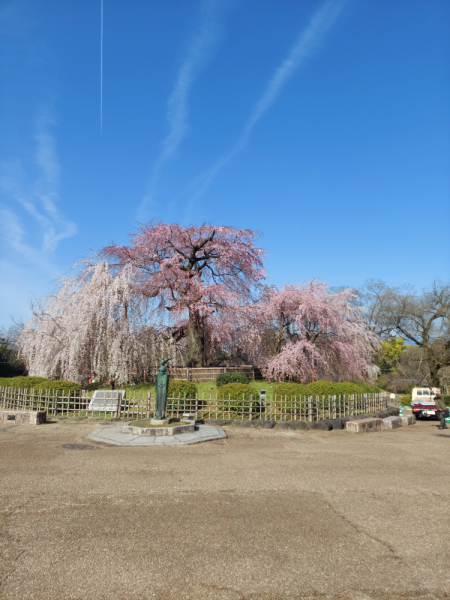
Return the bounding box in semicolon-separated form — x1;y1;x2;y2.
18;260;171;384
255;281;380;382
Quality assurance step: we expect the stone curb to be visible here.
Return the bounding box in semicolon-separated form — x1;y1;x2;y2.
233;420;258;428
308;421;333;431
347;418;383;433
203;406;400;433
257;420;276;429
347;413;415;433
381;416;402;430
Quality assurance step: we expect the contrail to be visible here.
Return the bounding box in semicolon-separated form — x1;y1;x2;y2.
138;0;232;220
186;0;347;209
100;0;104;134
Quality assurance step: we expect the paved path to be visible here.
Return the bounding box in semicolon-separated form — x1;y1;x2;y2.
88;422;226;445
0;418;449;599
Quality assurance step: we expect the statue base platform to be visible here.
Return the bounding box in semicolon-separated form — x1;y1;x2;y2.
150;418;169;426
122;419;194;437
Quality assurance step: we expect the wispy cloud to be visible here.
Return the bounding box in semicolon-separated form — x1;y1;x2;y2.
187;0;347;209
138;0;233;219
0;105;77;259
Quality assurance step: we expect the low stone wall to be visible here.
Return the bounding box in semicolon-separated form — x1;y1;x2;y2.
0;410;46;425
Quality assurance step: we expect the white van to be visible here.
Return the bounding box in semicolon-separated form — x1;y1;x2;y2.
411;387;441;418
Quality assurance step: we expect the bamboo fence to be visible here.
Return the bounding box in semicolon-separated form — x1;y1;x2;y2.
1;386;387;422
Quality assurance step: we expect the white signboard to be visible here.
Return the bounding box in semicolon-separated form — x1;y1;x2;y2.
88;390;126;412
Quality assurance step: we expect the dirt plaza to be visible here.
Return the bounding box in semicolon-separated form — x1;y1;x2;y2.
0;418;449;600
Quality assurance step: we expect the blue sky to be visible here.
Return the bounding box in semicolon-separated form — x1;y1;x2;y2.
1;0;449;330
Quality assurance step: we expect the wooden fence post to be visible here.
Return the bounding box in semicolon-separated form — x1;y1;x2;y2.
116;392;122;419
146;392;150;419
308;396;313;422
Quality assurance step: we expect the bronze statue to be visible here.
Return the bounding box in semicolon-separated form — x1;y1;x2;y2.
155;358;170;420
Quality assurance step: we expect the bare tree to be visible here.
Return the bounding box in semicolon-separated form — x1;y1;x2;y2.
397;346;429;385
359;280;450;387
357;280;405;336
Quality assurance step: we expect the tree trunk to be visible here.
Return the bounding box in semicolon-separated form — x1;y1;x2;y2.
426;347;441;388
186;311;206;368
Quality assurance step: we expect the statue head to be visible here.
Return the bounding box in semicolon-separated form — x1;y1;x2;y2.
157;358;171;372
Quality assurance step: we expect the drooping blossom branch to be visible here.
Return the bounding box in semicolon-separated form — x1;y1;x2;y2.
253;281;380;382
18;260;178;384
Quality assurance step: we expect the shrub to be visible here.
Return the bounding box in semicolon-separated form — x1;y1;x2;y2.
0;376;81;393
168;380;197;398
167;380;198;412
0;376;47;389
306;381;341;396
216;372;249;387
273;383;309;398
356;382;381;393
400;395;411;406
444;395;450;406
273;383;309;413
273;380;380;399
325;382;376;396
41;380;81;392
218;383;261;414
272;380;381;414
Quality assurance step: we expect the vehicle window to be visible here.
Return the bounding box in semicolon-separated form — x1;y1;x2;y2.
416;390;422;395
423;390;429;395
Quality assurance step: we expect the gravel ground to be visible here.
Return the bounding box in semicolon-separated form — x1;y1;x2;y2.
0;418;449;600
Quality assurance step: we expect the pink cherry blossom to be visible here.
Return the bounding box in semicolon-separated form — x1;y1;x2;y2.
18;260;175;384
253;281;380;382
103;222;266;366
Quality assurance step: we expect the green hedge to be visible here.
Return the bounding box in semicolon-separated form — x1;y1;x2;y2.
168;380;198;398
216;372;249;387
0;376;81;393
400;395;411;406
167;380;199;412
444;396;450;406
218;383;260;414
273;380;381;398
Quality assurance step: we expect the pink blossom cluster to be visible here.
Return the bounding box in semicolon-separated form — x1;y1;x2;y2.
103;222;266;354
254;281;380;382
18;260;178;384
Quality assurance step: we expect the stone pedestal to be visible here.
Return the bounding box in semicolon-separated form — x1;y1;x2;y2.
150;418;169;426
